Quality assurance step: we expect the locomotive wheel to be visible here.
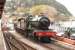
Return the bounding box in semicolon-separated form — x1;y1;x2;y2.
40;37;51;43
33;36;38;41
31;33;38;41
25;33;28;37
25;31;29;38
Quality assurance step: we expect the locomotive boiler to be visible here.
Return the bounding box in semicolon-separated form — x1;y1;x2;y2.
15;15;57;42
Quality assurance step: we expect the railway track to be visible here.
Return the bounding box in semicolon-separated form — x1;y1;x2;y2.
3;32;36;50
28;38;72;50
3;30;74;50
40;43;71;50
24;37;70;50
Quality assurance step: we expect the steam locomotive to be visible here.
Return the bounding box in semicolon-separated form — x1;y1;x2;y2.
15;15;57;42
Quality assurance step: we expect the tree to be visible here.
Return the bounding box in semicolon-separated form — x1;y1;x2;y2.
30;5;57;21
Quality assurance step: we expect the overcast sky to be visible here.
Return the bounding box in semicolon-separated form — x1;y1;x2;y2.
56;0;75;16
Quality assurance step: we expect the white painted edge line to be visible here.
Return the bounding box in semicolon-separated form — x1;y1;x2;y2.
1;31;7;50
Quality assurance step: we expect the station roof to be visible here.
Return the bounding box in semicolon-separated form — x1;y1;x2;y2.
0;0;6;19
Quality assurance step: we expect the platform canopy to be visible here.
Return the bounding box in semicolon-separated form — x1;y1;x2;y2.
0;0;6;19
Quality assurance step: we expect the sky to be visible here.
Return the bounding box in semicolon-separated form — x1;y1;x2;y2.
56;0;75;16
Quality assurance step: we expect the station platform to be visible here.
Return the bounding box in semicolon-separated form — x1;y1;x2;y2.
0;31;5;50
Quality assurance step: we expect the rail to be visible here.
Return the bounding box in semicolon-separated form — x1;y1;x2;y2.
3;31;36;50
